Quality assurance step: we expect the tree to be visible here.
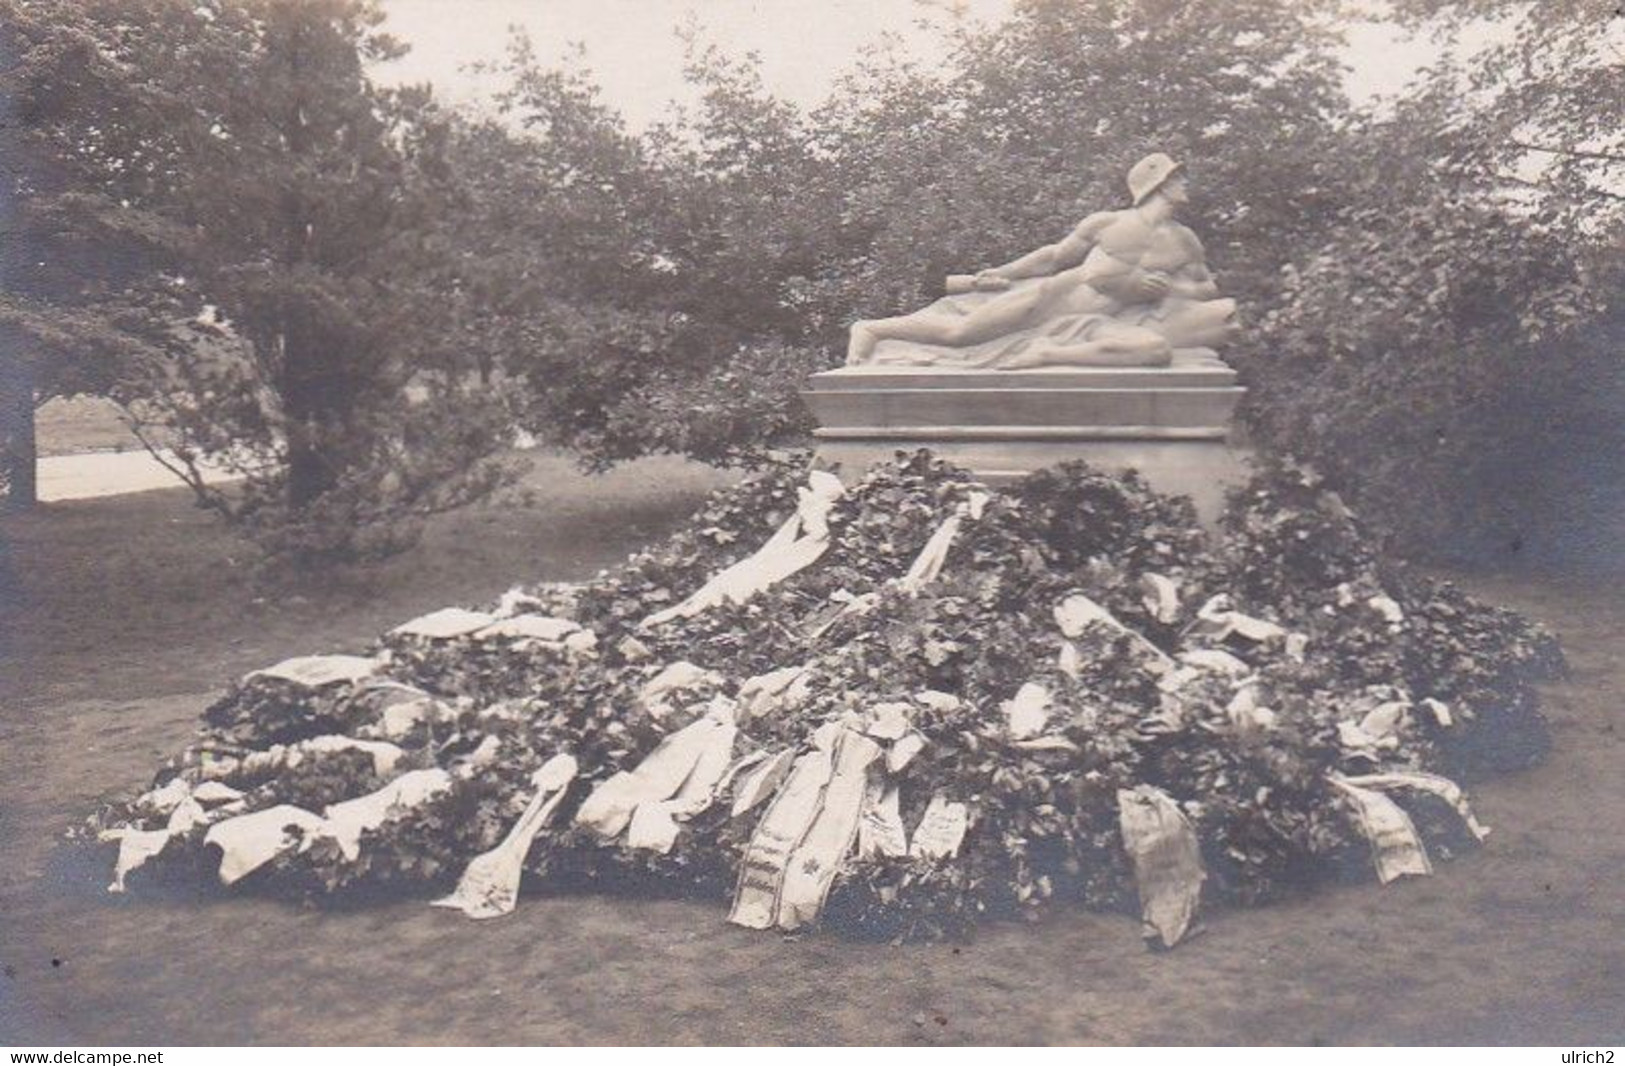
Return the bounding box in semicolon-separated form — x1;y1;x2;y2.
431;33;834;470
1;9;185;508
1246;0;1624;560
0;21;34;507
0;0;514;562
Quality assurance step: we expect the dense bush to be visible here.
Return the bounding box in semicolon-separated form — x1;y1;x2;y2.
1245;0;1625;562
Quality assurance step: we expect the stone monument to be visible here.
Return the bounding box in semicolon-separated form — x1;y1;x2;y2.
804;153;1248;518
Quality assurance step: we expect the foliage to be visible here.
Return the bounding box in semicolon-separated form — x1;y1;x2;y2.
453;1;1354;469
1243;1;1624;560
466;0;1619;562
7;0;1617;561
427;35;836;469
0;0;516;562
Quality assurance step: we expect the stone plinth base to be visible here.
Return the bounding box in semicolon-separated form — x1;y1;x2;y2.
813;438;1250;520
803;359;1250;521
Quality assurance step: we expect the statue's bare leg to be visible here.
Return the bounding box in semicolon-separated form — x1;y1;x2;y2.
848;284;1054;363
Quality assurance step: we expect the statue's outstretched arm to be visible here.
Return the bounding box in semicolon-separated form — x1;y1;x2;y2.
982;212;1111;281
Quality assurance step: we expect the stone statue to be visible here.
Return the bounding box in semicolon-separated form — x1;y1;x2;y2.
845;153;1238;369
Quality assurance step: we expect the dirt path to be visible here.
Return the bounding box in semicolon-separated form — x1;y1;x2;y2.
1;479;1620;1044
33;450;242;503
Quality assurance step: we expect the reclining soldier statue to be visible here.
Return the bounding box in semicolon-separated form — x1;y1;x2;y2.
845;153;1239;369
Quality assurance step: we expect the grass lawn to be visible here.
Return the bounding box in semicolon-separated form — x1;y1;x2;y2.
1;461;1621;1045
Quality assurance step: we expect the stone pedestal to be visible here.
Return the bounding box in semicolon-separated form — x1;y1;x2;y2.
803;355;1250;520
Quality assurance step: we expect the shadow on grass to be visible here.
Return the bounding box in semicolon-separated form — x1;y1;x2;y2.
0;452;738;709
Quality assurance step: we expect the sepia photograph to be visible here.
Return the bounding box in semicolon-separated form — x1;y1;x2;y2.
0;0;1621;1049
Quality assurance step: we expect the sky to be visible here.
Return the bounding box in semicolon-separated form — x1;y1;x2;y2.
374;0;1449;129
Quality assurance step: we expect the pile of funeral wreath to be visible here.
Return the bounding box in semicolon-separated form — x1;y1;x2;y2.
87;453;1564;946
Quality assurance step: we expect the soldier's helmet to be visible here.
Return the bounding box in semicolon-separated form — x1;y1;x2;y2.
1127;153;1184;205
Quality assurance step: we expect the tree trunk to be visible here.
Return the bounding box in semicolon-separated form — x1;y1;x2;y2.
285;425;330;510
281;327;337;512
0;29;34;509
0;329;36;510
